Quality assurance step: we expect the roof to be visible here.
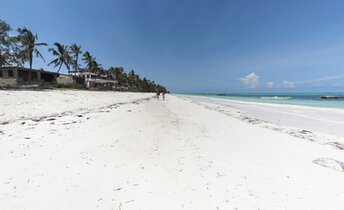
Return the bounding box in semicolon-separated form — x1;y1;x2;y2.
70;71;98;76
0;66;58;75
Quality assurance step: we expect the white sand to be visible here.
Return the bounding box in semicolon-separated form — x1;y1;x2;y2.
184;95;344;136
1;90;344;210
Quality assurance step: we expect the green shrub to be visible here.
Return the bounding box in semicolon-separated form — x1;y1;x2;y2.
37;81;86;90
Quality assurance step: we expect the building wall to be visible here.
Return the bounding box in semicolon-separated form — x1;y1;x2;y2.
41;72;55;82
0;67;57;85
56;76;74;84
0;68;18;79
17;69;40;81
0;78;17;86
0;68;17;86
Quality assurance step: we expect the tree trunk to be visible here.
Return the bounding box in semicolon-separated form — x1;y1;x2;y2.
73;57;78;84
53;63;63;82
28;56;32;85
75;56;78;72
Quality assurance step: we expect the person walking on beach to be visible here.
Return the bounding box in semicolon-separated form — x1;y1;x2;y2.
156;91;160;99
162;92;166;100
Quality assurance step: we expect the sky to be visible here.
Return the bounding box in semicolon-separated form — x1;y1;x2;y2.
1;0;344;93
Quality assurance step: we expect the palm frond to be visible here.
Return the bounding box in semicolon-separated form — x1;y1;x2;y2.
35;49;45;62
48;58;59;66
36;42;48;46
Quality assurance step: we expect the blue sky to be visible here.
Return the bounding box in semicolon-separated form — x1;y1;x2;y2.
2;0;344;92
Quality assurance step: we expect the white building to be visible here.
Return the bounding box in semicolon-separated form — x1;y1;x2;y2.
69;70;117;89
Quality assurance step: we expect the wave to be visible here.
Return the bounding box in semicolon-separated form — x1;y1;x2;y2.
261;96;292;100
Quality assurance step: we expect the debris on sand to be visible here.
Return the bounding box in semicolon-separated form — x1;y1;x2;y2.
300;130;312;134
327;142;344;150
313;157;344;172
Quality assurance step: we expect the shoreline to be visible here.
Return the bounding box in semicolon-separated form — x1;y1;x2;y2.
180;94;344;137
179;94;344;111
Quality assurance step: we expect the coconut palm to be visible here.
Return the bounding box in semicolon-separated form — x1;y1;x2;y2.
92;60;101;73
82;51;101;73
82;51;94;69
108;67;124;82
69;44;82;72
17;27;47;82
128;69;139;89
48;42;71;79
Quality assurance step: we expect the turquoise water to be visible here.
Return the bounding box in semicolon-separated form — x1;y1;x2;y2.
186;93;344;109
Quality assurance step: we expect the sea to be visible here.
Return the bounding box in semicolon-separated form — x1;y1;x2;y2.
187;93;344;109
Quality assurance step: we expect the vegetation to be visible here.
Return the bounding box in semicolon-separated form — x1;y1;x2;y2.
16;78;86;90
17;27;47;82
0;20;24;67
82;51;100;73
69;44;82;72
48;42;71;78
38;81;85;90
0;19;167;92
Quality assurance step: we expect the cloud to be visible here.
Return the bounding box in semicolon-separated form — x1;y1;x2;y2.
267;81;278;88
282;80;295;88
267;80;294;89
264;74;344;90
291;74;344;88
239;72;260;88
296;74;344;84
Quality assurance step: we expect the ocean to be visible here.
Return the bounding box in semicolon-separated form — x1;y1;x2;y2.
187;93;344;109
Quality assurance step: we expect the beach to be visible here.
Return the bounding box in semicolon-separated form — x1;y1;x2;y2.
1;90;344;210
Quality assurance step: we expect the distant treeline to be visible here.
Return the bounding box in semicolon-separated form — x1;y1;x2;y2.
0;19;167;92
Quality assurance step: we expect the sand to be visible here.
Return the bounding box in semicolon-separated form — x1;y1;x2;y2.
1;90;344;210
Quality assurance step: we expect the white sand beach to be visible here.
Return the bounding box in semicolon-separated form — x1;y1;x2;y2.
1;90;344;210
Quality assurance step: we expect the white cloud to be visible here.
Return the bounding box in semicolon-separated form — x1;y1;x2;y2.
282;80;295;88
250;73;344;89
296;74;344;84
290;74;344;88
239;72;260;88
266;80;294;89
267;81;277;88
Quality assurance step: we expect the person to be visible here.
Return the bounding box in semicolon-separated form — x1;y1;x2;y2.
156;91;160;99
162;92;166;100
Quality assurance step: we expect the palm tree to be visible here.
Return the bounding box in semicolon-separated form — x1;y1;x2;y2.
92;60;101;74
69;44;82;72
82;51;101;73
82;51;93;69
114;67;124;80
17;27;47;82
108;67;125;83
128;70;139;90
48;42;71;80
